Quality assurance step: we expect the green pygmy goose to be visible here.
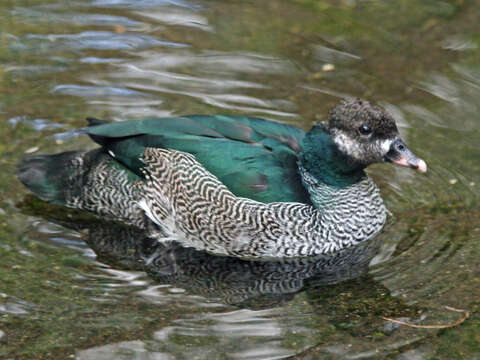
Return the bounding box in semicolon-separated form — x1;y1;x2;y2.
18;99;427;258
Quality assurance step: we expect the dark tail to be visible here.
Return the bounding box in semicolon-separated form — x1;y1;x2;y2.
86;117;108;127
18;116;110;208
17;151;82;206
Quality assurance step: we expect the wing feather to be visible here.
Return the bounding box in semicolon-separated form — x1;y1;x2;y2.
85;115;310;204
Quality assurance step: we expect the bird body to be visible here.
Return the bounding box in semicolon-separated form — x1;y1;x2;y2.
18;99;426;258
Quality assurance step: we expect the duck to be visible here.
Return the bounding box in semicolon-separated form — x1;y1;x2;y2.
17;99;427;258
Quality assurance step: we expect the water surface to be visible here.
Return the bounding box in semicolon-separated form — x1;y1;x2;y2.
1;0;479;359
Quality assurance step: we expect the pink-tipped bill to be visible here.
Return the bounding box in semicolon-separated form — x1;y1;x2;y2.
391;156;427;173
386;138;427;173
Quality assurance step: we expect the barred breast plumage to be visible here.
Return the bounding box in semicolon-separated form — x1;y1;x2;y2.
141;148;389;258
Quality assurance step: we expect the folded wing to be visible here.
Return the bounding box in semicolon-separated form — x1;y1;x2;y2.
86;115;310;204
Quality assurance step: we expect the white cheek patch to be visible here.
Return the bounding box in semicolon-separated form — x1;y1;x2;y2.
332;131;364;161
333;131;396;163
379;139;393;154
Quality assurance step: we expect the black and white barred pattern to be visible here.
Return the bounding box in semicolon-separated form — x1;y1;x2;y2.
63;148;386;258
64;150;146;229
136;148;387;258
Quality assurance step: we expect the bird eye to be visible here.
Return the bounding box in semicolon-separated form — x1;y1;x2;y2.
358;124;372;136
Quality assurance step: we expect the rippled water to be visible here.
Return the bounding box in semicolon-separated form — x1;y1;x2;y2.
1;0;479;359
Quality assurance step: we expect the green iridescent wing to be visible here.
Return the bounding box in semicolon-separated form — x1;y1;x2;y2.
86;115;310;204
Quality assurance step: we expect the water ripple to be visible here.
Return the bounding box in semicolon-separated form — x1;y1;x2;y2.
0;294;35;315
153;309;299;359
51;84;149;97
90;0;199;9
5;65;68;78
313;44;361;64
135;8;211;31
98;50;298;116
79;57;124;64
125;50;298;74
442;35;477;51
113;64;267;90
13;7;143;27
8;116;65;131
21;31;187;52
76;340;173;360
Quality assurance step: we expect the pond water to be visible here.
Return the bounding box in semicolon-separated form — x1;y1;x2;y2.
1;0;480;358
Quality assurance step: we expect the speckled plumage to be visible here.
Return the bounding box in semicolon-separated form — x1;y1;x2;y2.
18;99;426;259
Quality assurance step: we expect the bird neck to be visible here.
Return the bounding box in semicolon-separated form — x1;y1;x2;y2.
298;124;365;189
298;164;369;210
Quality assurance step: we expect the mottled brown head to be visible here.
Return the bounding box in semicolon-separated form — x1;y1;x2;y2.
324;99;426;172
327;99;398;139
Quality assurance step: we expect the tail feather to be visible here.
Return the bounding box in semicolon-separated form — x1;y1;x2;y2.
17;151;82;206
17;148;144;227
86;117;108;127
